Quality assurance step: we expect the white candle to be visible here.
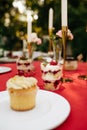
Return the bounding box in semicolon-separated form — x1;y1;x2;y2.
27;10;32;42
48;8;53;29
61;0;68;26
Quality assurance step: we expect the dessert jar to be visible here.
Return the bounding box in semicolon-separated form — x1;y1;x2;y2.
64;56;78;70
16;57;34;77
41;61;63;91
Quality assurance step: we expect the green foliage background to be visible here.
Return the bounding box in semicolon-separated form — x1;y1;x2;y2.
0;0;87;60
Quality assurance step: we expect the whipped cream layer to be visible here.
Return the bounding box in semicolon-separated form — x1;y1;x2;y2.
42;71;62;81
17;58;32;64
7;75;38;89
17;65;31;71
41;63;62;72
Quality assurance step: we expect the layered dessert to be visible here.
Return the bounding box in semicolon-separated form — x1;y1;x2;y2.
16;57;33;77
41;61;62;91
64;57;78;70
6;75;38;111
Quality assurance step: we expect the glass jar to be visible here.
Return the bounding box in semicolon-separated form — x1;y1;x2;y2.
16;57;35;77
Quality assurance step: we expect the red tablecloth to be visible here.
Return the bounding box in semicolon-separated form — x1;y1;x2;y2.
0;61;87;130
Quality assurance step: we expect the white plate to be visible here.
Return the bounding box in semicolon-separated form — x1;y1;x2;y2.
0;90;70;130
0;57;16;63
0;66;12;73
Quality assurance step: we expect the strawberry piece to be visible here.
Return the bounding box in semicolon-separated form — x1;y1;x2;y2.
50;60;57;65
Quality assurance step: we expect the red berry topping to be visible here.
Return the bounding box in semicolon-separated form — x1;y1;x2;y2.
18;70;24;76
24;63;30;66
50;60;57;65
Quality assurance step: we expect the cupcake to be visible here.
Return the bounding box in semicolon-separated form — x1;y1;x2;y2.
6;75;38;111
41;61;62;91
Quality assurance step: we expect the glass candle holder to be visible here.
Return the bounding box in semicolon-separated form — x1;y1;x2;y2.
52;39;62;63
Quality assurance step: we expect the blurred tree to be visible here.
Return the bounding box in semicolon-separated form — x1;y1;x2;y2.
68;0;87;61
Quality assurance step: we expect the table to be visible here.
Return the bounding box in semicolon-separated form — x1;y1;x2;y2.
0;61;87;130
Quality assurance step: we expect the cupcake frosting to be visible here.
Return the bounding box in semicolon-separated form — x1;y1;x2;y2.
7;75;38;89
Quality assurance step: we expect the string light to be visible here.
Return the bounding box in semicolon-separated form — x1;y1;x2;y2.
12;0;26;14
12;0;38;22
